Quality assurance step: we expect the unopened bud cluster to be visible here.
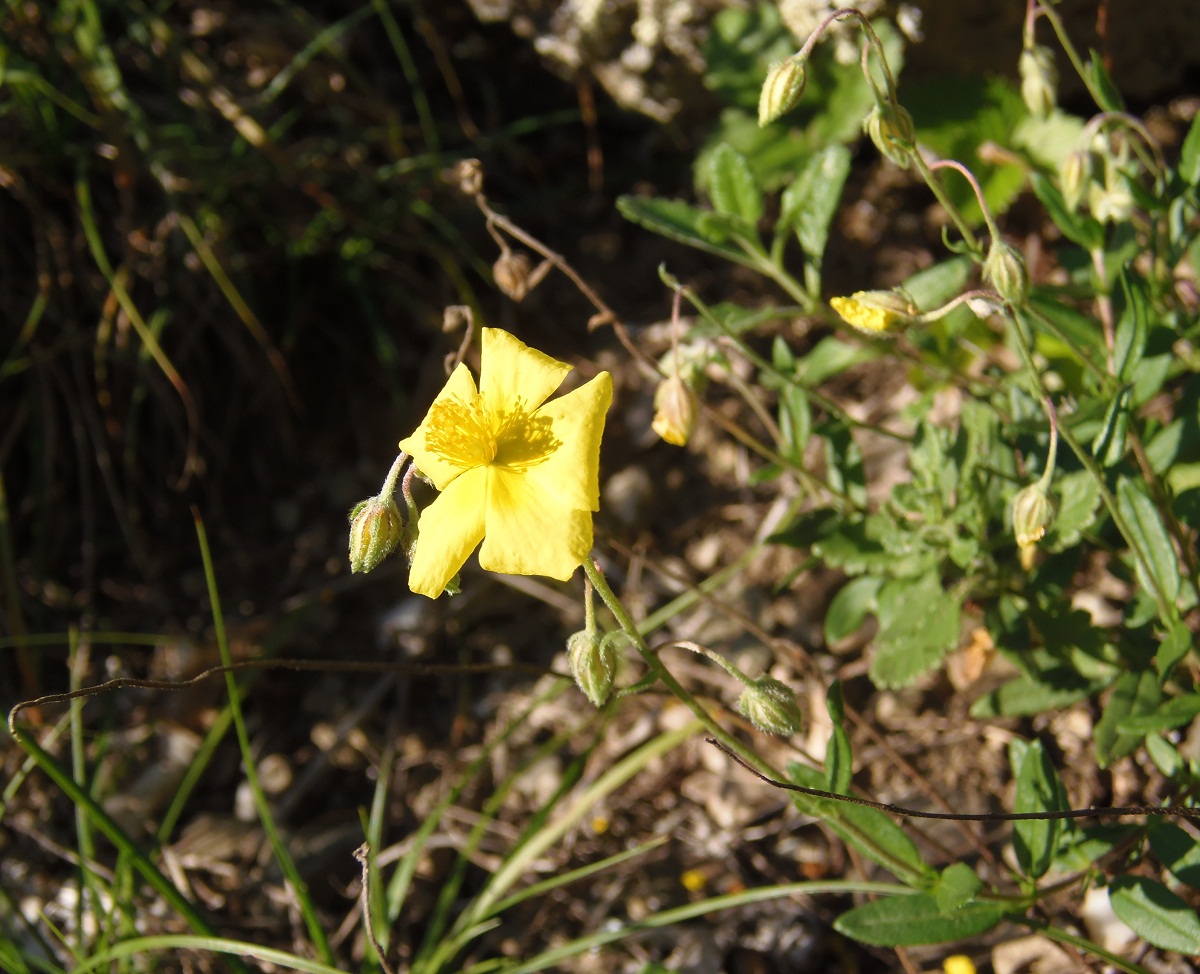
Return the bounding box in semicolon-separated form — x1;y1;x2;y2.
1019;45;1057;119
983;241;1029;306
758;57;807;126
348;496;405;574
863;103;914;168
737;676;804;737
567;629;616;707
1011;481;1055;570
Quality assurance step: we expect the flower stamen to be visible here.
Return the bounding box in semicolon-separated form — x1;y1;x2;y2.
425;396;498;468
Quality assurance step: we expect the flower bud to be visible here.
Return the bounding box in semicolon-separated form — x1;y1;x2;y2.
567;629;616;707
493;251;535;301
450;158;483;196
348;496;405;573
1060;149;1092;212
758;57;807;127
1019;45;1057;119
829;289;919;335
983;240;1029;306
651;374;698;447
1011;481;1054;567
862;103;914;169
736;676;803;737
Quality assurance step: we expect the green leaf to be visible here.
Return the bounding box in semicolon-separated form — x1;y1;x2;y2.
777;384;810;459
833;894;1007;947
1156;621;1194;679
793;336;879;385
1117;476;1182;605
870;574;960;689
706;142;764;225
777;145;850;264
1145;732;1181;777
1055;824;1139;872
1094;670;1161;768
1084;50;1124;113
1031;172;1104;250
1011;738;1067;879
1180;111;1200;186
617;196;753;265
1113;268;1149;381
1149;823;1200;890
902;256;973;310
824;680;852;794
823;423;868;508
1047;469;1102;549
1091;386;1131;467
934;863;983;913
699;302;789;337
768;507;841;549
788;762;931;882
971;671;1103;718
1117;692;1200;734
1108;876;1200;954
825;575;882;644
812;520;886;573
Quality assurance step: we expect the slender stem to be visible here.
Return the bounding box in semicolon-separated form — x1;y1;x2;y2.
355;843;397;974
582;560;772;777
380;451;409;500
927;159;1001;244
1036;2;1105;109
1024;919;1154;974
1089;246;1117;372
910;152;981;253
1037;396;1059;492
1008;313;1174;623
661;640;753;686
712;738;1199;825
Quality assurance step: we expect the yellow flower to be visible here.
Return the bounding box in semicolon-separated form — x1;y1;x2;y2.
829;290;919;335
399;329;613;598
943;956;976;974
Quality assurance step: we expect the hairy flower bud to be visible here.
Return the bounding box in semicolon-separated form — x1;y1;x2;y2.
863;103;914;169
1011;481;1054;569
348;496;405;574
567;629;616;707
1060;150;1092;212
493;251;535;301
758;57;807;127
1019;45;1057;119
651;374;698;447
830;289;919;335
983;240;1029;306
737;676;803;737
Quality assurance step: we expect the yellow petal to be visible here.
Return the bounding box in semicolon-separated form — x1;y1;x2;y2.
522;372;612;511
398;363;479;491
479;328;571;414
407;466;487;597
479;467;593;580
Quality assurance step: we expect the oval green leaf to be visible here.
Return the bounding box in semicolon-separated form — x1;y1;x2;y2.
833;893;1008;947
1108;876;1200;954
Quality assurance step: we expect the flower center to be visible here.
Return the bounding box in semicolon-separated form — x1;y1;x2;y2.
424;395;560;471
425;395;498;468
